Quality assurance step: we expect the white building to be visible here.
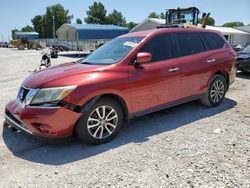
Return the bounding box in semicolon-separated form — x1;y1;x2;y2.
205;26;250;45
131;18;250;45
235;25;250;33
130;18;166;33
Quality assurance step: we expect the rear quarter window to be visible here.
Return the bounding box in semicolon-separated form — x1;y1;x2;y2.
202;32;225;50
175;32;205;56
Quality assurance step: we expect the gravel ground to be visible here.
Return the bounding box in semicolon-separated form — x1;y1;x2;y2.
0;48;249;188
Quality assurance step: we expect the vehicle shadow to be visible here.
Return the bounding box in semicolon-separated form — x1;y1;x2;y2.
2;98;237;165
237;71;250;79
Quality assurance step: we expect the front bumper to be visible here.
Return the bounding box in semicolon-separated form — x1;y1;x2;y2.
237;60;250;72
5;100;81;139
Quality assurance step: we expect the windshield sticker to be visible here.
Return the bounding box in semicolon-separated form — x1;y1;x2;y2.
123;41;138;48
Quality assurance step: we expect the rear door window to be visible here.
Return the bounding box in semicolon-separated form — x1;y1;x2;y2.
202;32;225;50
139;34;174;63
175;32;205;56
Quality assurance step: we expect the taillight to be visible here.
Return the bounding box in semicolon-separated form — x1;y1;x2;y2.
229;50;237;69
229;50;237;58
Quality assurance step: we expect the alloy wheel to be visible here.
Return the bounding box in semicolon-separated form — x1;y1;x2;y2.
210;80;225;103
87;105;118;139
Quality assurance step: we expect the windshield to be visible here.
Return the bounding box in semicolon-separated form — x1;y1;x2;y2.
80;37;144;65
242;43;250;53
171;10;194;24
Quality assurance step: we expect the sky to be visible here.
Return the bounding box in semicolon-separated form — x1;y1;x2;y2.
1;0;250;41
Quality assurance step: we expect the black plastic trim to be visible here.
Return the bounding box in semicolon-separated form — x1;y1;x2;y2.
129;94;205;118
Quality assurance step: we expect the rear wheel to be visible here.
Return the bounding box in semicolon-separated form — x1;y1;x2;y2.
201;75;227;107
18;44;24;50
76;97;123;144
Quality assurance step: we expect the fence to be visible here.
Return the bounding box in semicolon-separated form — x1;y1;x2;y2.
34;38;110;53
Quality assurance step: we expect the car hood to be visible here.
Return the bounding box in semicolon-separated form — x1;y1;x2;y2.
237;51;250;59
23;62;108;88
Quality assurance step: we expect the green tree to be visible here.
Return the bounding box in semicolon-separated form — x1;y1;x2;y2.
199;17;215;26
11;29;19;39
21;25;34;32
76;18;82;24
11;25;34;40
106;9;126;26
31;15;44;38
148;12;165;19
44;3;73;38
148;12;159;18
31;3;73;38
222;22;244;27
84;2;107;24
159;12;165;19
124;22;137;30
206;17;215;26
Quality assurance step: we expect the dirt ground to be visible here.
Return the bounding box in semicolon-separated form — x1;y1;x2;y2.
0;48;249;188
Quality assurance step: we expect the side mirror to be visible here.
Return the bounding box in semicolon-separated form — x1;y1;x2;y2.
136;52;152;64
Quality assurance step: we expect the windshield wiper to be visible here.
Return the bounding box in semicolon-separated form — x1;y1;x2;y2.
81;61;113;65
81;61;92;64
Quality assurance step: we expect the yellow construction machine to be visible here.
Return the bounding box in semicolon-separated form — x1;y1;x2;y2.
157;7;210;29
12;37;39;50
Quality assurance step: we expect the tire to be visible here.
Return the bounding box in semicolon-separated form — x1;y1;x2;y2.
18;44;24;50
76;97;124;144
241;70;250;74
31;44;37;49
36;45;42;50
201;75;227;107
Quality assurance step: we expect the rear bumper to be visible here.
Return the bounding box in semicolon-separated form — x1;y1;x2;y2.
229;62;237;86
5;100;81;139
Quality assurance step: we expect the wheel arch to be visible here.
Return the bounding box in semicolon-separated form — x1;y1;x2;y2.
214;70;229;90
72;93;129;136
201;70;228;107
98;94;129;120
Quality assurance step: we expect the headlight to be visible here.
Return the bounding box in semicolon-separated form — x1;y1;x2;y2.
26;86;76;106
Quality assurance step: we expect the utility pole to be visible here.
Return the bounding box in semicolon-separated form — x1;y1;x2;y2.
1;34;4;42
52;14;56;43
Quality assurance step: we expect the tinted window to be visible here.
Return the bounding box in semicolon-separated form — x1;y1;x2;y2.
202;32;225;50
139;34;174;63
176;32;205;56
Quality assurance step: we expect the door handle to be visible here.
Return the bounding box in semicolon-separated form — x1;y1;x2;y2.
206;59;216;63
168;67;180;72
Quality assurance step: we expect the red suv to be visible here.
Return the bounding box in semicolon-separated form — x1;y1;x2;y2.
5;28;236;144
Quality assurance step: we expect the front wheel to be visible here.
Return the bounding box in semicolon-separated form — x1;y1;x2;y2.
31;44;37;49
201;75;227;107
76;97;123;144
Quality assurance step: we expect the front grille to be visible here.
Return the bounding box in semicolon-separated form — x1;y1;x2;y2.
17;86;29;103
